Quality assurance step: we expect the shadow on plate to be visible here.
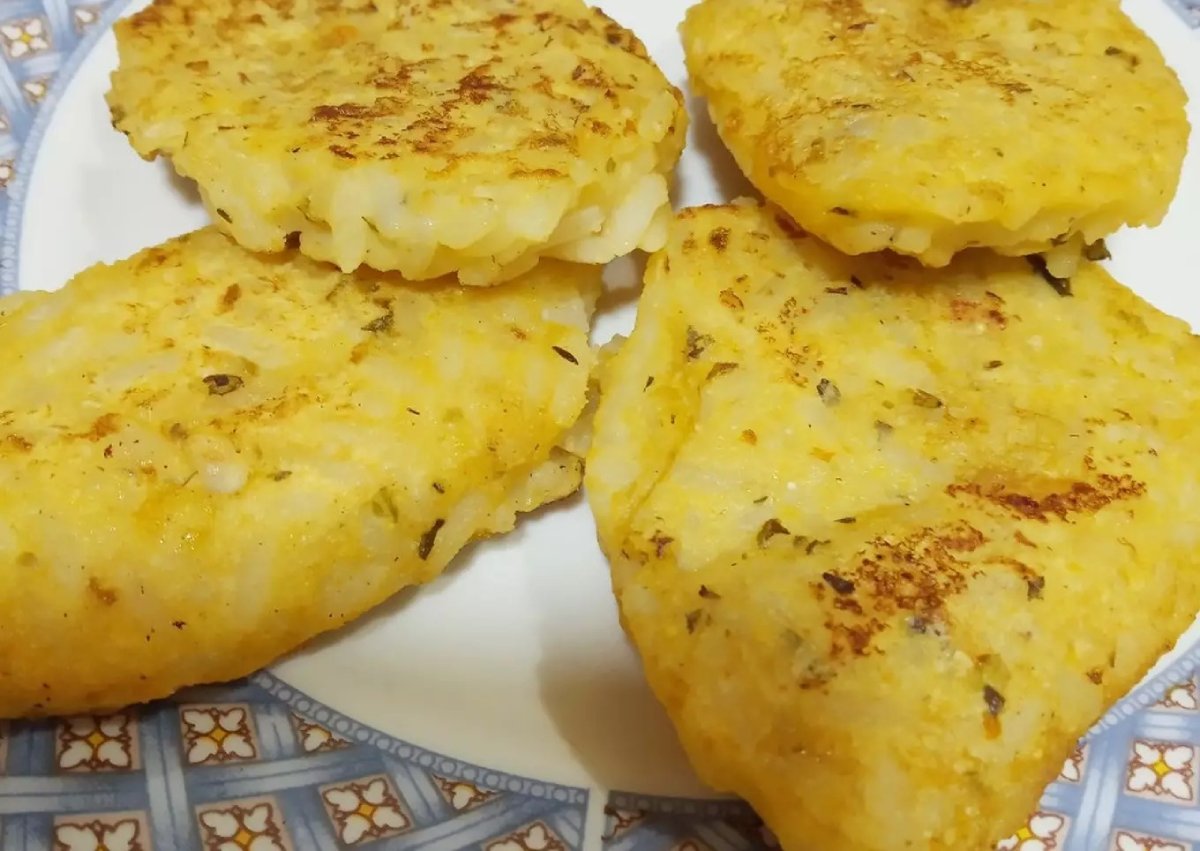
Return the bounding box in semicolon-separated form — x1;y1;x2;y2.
535;645;708;793
686;93;758;204
525;491;715;795
288;527;516;660
285;489;592;660
159;158;204;206
596;250;648;337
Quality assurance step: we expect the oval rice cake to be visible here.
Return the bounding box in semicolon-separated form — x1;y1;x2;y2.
0;227;598;717
682;0;1190;271
107;0;687;285
587;201;1200;850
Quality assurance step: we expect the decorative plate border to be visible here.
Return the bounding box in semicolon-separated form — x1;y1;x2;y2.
0;1;1198;849
0;0;135;294
0;671;589;851
1166;0;1200;28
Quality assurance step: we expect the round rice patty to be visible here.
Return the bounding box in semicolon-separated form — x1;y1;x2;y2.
107;0;686;285
0;228;598;717
682;0;1190;269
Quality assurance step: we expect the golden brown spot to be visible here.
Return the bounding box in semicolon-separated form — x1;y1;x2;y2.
457;66;507;105
947;474;1146;522
987;555;1043;596
220;284;241;311
371;58;431;90
720;289;744;310
570;59;610;89
526;132;573;151
88;577;118;606
950;292;1008;328
5;434;32;452
707;362;739;380
649;533;674;558
742;429;758;445
321;23;359;48
509;167;564;179
312;102;375;122
591;8;649;58
779;297;806;324
708;227;731;252
815;521;985;658
80;414;120;441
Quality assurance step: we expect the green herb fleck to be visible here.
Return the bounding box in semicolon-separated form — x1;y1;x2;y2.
686;327;714;360
1084;239;1112;262
912;389;944;409
552;346;579;365
418;519;445;560
362;310;394;333
983;684;1006;715
203;374;244;396
1027;255;1072;297
757;518;791;546
822;572;855;595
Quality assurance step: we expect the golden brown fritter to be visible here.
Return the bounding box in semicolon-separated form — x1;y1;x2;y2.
682;0;1190;275
587;202;1200;850
0;227;599;717
108;0;687;284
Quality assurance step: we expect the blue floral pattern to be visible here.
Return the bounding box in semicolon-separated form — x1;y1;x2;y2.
0;672;589;851
1167;0;1200;27
0;0;134;294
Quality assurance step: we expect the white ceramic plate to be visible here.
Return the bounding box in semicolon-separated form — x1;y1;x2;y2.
0;2;1197;849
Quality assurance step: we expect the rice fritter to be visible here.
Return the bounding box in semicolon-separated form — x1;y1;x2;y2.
0;228;599;717
586;202;1200;850
107;0;687;285
681;0;1190;275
